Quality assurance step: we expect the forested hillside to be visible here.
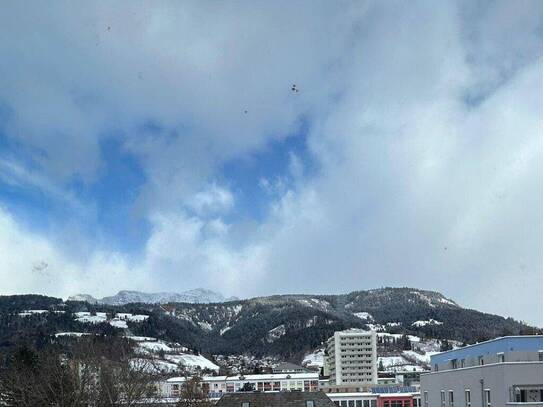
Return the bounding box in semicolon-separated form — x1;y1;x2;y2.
0;288;539;362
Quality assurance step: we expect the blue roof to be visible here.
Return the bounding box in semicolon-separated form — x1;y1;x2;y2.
431;336;543;365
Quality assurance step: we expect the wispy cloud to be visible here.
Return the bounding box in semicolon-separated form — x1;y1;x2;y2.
0;158;84;212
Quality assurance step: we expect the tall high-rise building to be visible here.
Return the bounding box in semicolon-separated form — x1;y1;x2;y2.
325;329;378;386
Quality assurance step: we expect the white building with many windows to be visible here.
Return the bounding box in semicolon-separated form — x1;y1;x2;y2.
161;372;320;399
326;329;378;386
420;336;543;407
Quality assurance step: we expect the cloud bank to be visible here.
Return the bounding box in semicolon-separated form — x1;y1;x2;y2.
1;1;543;325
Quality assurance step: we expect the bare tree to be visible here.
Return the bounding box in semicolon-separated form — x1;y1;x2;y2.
0;337;160;406
176;376;214;407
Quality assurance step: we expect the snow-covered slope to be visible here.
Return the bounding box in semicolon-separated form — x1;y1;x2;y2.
131;337;219;373
68;288;238;305
302;348;325;368
378;355;427;372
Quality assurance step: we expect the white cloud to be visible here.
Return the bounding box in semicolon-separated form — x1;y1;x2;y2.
1;1;543;325
0;158;83;211
188;184;234;216
0;207;139;298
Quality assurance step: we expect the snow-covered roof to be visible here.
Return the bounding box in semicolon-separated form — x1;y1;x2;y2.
166;372;319;383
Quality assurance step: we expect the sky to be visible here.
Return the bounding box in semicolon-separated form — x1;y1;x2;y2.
1;1;543;325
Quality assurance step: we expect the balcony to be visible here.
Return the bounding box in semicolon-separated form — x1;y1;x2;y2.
509;385;543;404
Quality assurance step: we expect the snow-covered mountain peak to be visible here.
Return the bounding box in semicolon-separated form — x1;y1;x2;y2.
68;288;238;305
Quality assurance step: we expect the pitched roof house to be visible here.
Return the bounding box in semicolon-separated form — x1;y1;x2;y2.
216;392;336;407
272;362;309;373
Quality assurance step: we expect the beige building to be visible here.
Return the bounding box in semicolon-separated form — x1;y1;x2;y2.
326;329;378;386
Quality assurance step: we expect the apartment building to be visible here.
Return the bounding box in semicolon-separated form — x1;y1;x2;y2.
328;387;421;407
161;372;320;399
326;329;378;386
420;336;543;406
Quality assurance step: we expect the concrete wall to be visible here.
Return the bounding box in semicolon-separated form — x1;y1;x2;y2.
434;350;543;371
431;337;543;368
420;362;543;407
328;330;377;386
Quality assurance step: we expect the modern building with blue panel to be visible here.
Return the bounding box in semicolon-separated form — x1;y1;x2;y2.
420;336;543;406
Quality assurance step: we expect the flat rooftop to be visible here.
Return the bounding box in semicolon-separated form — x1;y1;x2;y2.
430;335;543;365
167;372;319;382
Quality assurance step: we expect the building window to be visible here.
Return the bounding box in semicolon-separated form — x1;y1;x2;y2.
497;353;504;363
484;390;491;407
451;359;457;369
538;351;543;362
441;390;446;407
449;391;454;407
306;402;315;407
424;391;428;407
460;359;465;368
434;364;439;372
478;356;484;366
514;388;526;403
242;403;250;407
465;390;471;407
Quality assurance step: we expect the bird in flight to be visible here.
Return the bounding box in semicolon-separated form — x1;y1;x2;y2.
291;84;299;93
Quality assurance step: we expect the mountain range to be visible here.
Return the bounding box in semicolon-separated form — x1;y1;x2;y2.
67;288;238;305
1;287;539;361
135;287;535;358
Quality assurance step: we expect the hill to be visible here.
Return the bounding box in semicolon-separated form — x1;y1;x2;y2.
0;288;539;362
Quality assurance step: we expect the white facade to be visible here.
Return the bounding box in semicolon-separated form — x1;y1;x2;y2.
326;329;378;386
327;392;378;407
421;362;543;406
328;391;422;407
421;336;543;407
161;372;320;398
